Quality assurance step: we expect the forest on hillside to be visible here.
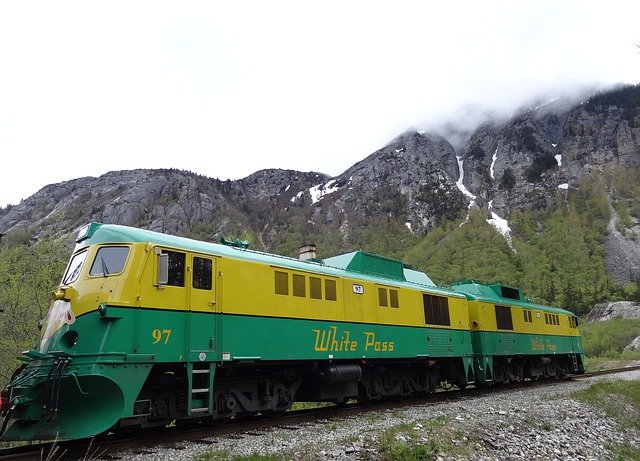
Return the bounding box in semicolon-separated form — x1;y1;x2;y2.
0;167;639;388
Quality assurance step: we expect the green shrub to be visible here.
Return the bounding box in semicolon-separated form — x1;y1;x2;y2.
579;318;640;357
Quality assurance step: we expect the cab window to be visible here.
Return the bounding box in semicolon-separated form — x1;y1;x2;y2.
89;246;129;276
193;257;212;290
62;249;88;284
163;250;186;287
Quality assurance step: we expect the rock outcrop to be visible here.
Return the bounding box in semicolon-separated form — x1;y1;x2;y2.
585;301;640;323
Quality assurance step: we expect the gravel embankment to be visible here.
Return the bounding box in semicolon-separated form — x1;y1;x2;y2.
123;370;640;461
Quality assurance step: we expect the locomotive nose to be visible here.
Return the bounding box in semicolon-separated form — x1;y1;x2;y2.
1;374;125;441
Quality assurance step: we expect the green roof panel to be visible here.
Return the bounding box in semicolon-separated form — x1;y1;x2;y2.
324;251;406;281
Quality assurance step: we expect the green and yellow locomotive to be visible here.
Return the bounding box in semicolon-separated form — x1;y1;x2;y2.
0;222;584;441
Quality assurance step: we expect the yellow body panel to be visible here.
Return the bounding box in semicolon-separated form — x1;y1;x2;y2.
68;239;468;331
468;301;579;337
217;256;469;329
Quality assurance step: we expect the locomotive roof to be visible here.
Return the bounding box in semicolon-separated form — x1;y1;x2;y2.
449;280;574;315
77;222;457;297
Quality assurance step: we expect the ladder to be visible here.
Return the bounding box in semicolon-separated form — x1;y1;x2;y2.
571;354;579;373
187;362;215;415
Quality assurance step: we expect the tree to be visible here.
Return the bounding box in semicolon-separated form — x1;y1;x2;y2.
0;239;68;386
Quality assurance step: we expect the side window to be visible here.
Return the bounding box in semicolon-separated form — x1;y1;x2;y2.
273;269;338;301
325;279;337;301
423;294;450;326
275;271;289;295
378;287;399;308
389;289;399;308
570;316;579;328
523;309;532;323
309;277;322;299
495;305;513;330
193;257;212;290
378;288;388;307
90;246;129;276
163;250;185;287
293;274;306;297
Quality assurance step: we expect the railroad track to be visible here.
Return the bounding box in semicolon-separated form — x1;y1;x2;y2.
2;365;639;461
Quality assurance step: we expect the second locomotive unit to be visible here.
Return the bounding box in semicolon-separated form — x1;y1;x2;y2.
0;222;584;441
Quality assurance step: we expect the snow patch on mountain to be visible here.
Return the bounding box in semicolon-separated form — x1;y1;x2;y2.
490;148;498;180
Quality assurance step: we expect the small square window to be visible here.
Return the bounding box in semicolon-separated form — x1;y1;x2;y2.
325;279;337;301
389;290;399;308
310;277;322;299
293;274;306;297
275;271;288;295
378;288;388;307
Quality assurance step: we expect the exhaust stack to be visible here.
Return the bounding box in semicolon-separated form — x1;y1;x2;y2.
299;244;317;261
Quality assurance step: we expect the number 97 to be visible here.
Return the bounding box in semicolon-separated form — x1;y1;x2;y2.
152;329;171;344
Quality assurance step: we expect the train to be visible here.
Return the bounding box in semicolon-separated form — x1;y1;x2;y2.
0;222;584;441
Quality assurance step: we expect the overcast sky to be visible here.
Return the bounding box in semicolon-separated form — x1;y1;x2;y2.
1;1;638;208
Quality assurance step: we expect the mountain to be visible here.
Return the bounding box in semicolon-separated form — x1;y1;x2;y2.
1;84;639;287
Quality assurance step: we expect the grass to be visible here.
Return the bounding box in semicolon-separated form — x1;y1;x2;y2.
585;354;640;372
608;443;640;461
378;424;434;461
573;380;640;425
289;401;334;411
572;380;640;430
374;417;479;460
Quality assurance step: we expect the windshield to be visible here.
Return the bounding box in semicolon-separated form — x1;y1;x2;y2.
62;249;88;285
89;246;129;276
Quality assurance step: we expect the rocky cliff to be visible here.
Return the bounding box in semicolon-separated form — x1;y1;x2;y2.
1;85;639;280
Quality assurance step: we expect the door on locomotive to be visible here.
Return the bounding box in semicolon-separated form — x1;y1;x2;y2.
187;253;217;360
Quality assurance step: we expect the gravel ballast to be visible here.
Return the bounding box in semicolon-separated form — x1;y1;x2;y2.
123;369;640;461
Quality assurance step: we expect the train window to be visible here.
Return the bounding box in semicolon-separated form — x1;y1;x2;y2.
62;249;88;284
325;279;337;301
162;250;185;287
378;288;388;307
523;309;533;323
275;271;289;295
545;313;549;324
90;246;129;276
309;277;322;299
423;294;450;326
293;274;306;297
389;289;399;308
192;257;212;290
495;305;513;330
